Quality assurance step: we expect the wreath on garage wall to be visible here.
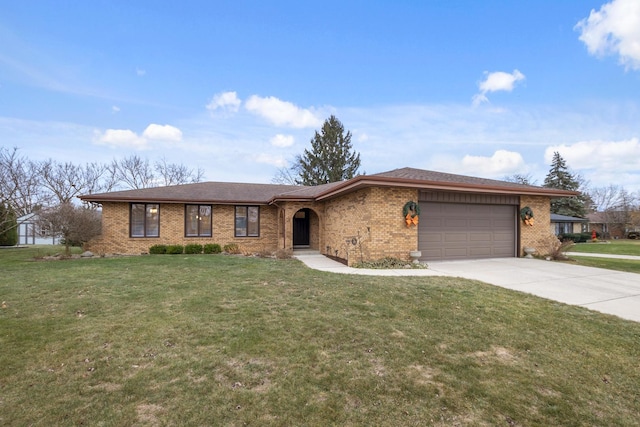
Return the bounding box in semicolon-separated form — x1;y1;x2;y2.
520;206;535;226
403;201;420;227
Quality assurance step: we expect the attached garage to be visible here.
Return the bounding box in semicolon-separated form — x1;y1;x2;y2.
418;192;518;261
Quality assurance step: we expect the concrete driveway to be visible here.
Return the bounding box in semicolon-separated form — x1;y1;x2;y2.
294;252;640;323
428;258;640;322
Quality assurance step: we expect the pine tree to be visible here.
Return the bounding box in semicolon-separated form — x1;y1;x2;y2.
0;203;18;246
295;115;361;185
543;152;587;217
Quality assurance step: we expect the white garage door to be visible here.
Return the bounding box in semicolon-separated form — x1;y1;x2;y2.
418;202;516;261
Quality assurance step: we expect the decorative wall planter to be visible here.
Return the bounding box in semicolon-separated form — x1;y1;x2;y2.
523;247;536;258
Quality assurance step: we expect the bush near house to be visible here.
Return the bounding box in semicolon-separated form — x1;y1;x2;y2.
559;232;597;243
149;244;168;254
223;243;240;254
166;245;184;255
203;243;222;254
184;244;203;254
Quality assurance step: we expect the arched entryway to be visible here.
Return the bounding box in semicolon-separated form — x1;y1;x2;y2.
292;208;321;250
293;208;311;248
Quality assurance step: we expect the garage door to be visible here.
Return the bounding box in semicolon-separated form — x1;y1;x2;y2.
418;202;516;261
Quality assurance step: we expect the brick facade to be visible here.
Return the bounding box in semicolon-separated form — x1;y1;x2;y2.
321;187;418;265
519;195;560;257
86;189;558;263
86;202;280;255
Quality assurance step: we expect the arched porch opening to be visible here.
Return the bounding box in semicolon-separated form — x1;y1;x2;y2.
292;208;320;249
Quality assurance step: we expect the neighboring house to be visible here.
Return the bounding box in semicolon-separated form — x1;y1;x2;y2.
550;213;588;236
17;213;62;245
79;167;577;265
587;211;637;239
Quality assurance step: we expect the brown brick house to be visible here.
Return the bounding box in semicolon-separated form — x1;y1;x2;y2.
79;167;577;265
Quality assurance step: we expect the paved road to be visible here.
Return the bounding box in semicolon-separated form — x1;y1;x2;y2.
294;252;640;323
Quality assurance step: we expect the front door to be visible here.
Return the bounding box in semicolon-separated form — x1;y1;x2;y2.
293;209;310;247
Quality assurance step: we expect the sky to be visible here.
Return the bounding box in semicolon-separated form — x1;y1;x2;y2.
1;0;640;191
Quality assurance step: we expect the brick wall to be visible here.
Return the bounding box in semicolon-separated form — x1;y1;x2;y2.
86;202;279;255
323;187;418;265
88;191;557;262
520;196;559;257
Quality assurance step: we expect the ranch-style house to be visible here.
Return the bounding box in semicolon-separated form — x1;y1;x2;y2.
80;167;578;265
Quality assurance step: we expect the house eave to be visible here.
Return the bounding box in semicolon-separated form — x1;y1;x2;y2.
79;195;272;205
309;176;579;201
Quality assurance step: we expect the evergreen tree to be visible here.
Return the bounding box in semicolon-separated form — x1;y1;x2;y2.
543;152;587;217
295;115;361;185
0;203;18;246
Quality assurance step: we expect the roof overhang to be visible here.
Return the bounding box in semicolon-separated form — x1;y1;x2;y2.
271;175;579;202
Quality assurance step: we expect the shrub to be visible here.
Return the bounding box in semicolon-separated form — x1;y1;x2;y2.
166;245;184;255
275;248;293;259
223;243;241;254
353;257;427;269
184;244;203;254
149;244;167;254
547;238;573;260
203;243;222;254
559;233;594;243
0;203;18;246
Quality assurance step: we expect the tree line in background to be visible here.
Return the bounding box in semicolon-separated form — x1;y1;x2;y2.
507;151;640;237
3;114;639;248
1;115;362;249
0;148;204;251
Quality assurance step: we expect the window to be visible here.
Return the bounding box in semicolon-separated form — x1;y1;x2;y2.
130;203;160;237
555;222;571;235
235;206;259;237
185;205;212;237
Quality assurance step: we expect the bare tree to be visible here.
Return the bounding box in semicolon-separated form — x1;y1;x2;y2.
272;166;300;185
111;155;156;189
588;185;639;237
38;202;101;256
503;173;537;186
154;157;204;186
0;147;43;217
37;159;115;204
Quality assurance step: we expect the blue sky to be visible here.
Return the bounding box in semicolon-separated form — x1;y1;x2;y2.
1;0;640;190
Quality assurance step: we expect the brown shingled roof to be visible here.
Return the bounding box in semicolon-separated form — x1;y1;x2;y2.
371;167;538;189
79;167;579;204
80;181;302;204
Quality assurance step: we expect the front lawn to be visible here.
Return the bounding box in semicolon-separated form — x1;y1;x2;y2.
570;256;640;274
569;239;640;256
1;247;639;426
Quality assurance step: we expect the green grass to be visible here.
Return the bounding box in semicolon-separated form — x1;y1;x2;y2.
570;239;640;256
570;256;640;274
2;247;640;426
567;239;640;273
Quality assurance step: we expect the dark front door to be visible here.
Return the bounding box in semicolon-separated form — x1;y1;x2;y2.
293;209;310;247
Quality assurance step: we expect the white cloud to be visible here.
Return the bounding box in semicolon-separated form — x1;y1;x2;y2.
93;124;182;149
253;153;287;167
93;129;148;149
245;95;322;128
545;138;640;172
111;105;120;113
206;91;242;113
575;0;640;70
473;70;525;106
270;134;295;147
136;68;146;76
142;124;183;142
461;150;526;176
